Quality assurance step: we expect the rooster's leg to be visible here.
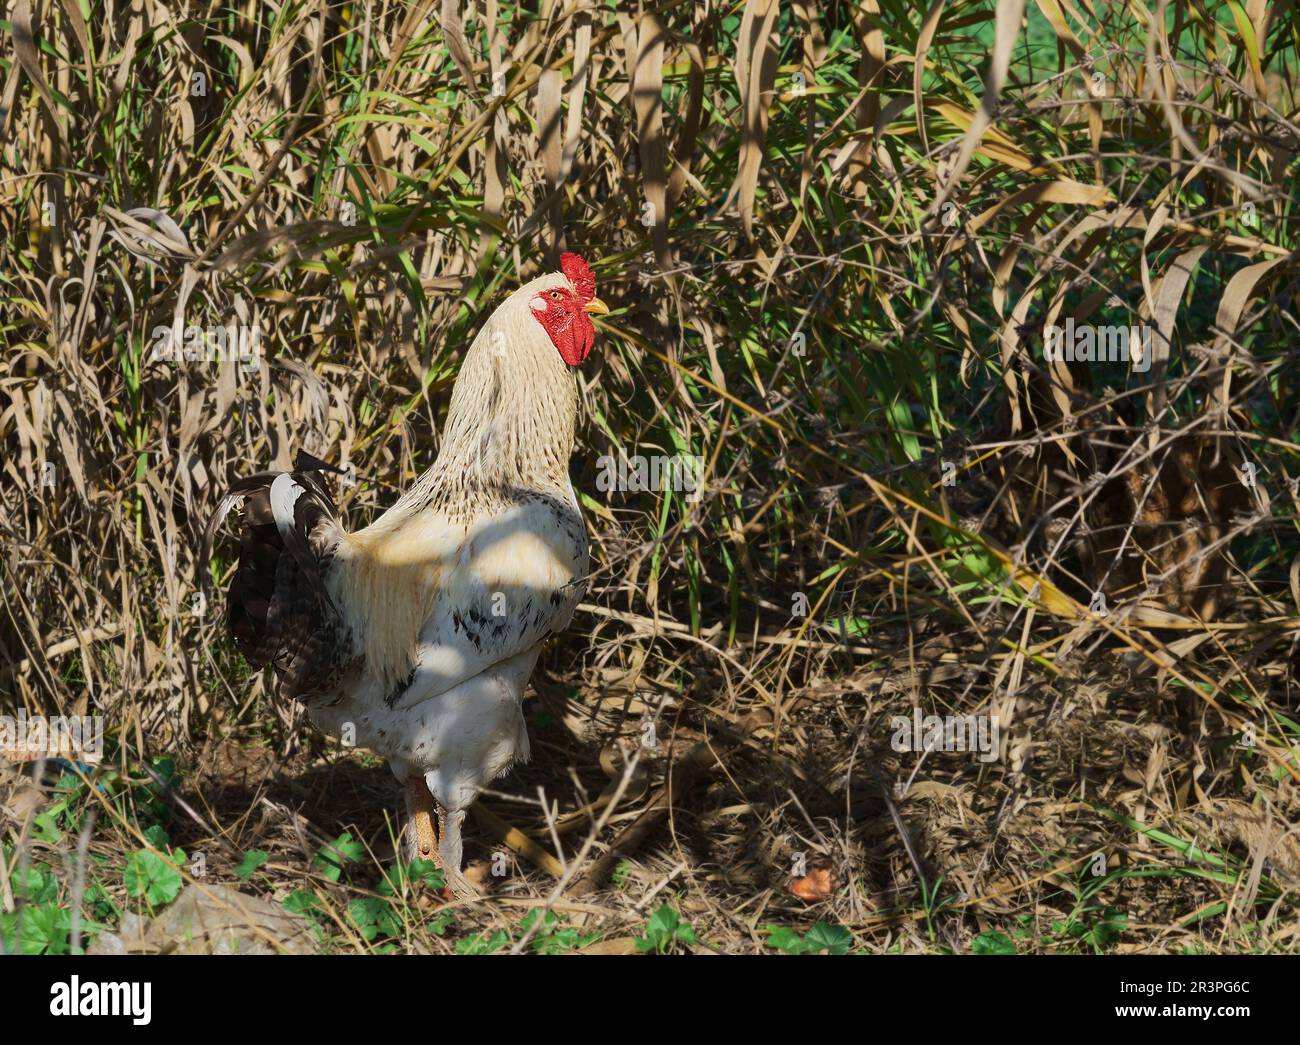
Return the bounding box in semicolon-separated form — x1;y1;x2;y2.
437;805;480;898
405;778;479;897
405;776;441;864
438;806;465;872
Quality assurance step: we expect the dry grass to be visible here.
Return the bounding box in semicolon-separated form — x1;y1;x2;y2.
2;0;1298;954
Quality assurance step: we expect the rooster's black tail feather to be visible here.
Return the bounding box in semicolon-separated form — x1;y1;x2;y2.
202;457;352;701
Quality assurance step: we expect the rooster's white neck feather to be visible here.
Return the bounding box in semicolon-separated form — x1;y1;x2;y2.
399;272;580;518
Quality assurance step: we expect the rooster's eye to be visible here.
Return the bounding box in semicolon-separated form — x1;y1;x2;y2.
549;291;561;299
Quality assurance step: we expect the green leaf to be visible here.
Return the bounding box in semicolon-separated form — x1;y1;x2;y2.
146;755;179;790
456;929;509;954
313;832;364;882
406;858;444;891
426;908;456;936
25;904;73;954
804;922;852;954
378;857;444;896
123;850;182;906
347;898;400;942
763;925;813;954
640;904;679;948
519;908;553;934
971;930;1017;955
763;922;850;954
283;889;322;915
233;850;270;880
55;771;87;798
13;864;58;904
1086;908;1127;951
823;615;870;639
3;904;72;954
513;909;599;953
635;905;696;954
31;811;64;845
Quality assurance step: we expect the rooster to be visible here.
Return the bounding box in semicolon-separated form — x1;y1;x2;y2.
203;254;607;892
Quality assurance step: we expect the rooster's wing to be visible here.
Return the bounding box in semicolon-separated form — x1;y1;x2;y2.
382;491;587;710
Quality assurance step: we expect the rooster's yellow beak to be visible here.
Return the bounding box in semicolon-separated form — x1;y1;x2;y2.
583;297;610;317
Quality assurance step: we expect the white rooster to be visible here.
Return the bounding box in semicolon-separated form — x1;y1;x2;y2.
203;254;608;891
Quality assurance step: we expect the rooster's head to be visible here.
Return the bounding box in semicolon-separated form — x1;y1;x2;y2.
527;252;609;367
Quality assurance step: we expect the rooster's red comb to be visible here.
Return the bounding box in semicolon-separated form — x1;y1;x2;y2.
560;252;595;302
